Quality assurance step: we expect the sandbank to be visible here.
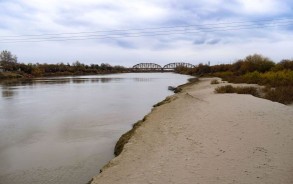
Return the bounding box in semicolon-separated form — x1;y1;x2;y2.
91;78;293;184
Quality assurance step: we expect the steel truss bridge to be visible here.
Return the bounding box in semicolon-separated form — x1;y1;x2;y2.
132;62;195;72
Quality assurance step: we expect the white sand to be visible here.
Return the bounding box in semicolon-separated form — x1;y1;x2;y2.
91;78;293;184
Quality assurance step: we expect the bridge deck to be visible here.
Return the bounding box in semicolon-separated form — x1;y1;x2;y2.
132;62;195;71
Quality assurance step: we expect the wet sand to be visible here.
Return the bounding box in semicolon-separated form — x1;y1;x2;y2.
91;78;293;184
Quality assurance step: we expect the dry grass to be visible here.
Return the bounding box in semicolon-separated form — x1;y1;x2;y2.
210;79;219;84
215;85;259;97
215;85;293;105
263;86;293;105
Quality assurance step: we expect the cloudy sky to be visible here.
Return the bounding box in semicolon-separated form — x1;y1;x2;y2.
0;0;293;66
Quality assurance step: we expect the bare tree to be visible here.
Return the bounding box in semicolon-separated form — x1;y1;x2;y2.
0;50;18;71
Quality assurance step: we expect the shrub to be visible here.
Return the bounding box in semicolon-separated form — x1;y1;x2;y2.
235;86;259;96
240;54;275;73
0;72;4;79
215;85;293;105
175;66;197;75
213;71;234;77
215;70;293;87
272;59;293;71
264;86;293;104
215;85;259;96
260;70;293;87
243;71;261;84
215;85;235;93
195;64;211;75
211;79;219;84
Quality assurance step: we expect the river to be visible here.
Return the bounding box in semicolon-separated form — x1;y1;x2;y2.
0;73;191;184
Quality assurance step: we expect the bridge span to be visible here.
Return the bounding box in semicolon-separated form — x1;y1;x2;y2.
132;62;195;72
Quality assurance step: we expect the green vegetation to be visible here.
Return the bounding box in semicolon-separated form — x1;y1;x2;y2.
0;50;128;80
175;54;293;104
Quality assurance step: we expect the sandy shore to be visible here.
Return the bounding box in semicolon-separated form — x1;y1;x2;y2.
91;78;293;184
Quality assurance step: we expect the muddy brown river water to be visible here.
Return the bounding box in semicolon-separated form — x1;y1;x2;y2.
0;73;191;184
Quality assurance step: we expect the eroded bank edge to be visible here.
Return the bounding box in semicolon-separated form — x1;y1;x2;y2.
87;77;198;183
112;77;199;158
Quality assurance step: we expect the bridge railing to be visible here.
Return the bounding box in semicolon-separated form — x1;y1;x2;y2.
163;62;195;69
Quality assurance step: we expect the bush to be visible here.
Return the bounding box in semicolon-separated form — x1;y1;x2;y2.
243;71;261;84
264;86;293;104
260;70;293;87
215;85;259;96
215;84;293;105
235;86;259;96
0;72;4;79
272;59;293;71
240;54;275;73
216;70;293;87
195;64;211;75
213;71;234;78
211;79;219;84
197;54;293;105
174;66;197;75
215;85;235;93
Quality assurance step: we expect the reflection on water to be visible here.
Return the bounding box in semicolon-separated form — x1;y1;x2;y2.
2;89;16;98
0;77;128;89
0;77;127;99
0;73;191;184
0;77;159;99
133;78;154;82
1;86;18;98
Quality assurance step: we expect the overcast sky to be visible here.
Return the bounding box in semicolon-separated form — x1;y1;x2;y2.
0;0;293;66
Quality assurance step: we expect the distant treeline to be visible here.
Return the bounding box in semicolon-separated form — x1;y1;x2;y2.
175;54;293;77
0;50;128;79
175;54;293;104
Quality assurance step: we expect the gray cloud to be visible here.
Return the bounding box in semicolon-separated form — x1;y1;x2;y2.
193;37;206;45
0;0;293;65
206;39;221;45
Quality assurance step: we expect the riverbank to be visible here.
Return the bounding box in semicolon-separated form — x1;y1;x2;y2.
90;77;293;184
0;71;130;82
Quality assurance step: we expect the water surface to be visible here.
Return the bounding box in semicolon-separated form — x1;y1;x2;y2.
0;73;191;184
